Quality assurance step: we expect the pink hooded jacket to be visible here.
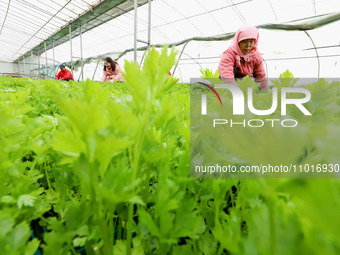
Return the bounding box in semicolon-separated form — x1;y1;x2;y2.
218;26;268;89
101;61;124;83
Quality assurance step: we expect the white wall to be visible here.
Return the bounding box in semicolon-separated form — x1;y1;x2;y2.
16;55;60;79
0;61;16;74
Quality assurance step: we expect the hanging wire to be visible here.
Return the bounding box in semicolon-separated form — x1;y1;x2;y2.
172;41;190;75
173;52;340;66
11;0;73;60
142;0;251;33
179;51;203;69
160;0;204;36
258;12;340;31
0;0;12;35
64;9;169;61
17;0;69;23
33;10;340;75
8;1;340;79
13;0;251;62
14;0;151;62
226;0;247;25
263;57;269;77
178;54;339;61
304;31;320;79
267;0;278;21
0;23;46;41
194;0;224;33
80;0;93;5
303;44;340;51
118;5;172;43
3;2;62;31
60;0;253;61
336;35;340;68
177;65;184;83
312;0;317;16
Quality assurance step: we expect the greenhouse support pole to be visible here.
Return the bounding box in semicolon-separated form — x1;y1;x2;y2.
23;57;26;77
52;41;56;77
92;59;100;80
172;41;190;75
137;0;151;66
69;23;73;75
80;24;84;81
128;3;138;254
38;54;41;79
44;41;48;79
147;0;151;49
17;60;20;76
134;0;137;61
139;0;151;66
30;51;33;78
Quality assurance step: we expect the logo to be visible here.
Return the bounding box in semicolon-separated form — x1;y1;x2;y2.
197;82;312;128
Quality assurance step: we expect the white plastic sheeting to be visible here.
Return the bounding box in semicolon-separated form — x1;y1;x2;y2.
0;0;102;62
1;0;340;81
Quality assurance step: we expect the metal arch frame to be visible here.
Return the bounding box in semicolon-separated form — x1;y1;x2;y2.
59;0;250;72
174;50;203;74
226;0;246;25
159;0;204;37
194;0;224;33
84;32;236;71
13;0;254;64
0;0;12;35
34;21;85;81
172;41;190;75
262;57;269;78
257;12;340;80
304;31;320;79
18;0;150;80
17;6;340;80
10;0;258;77
74;9;340;76
36;25;338;82
266;0;278;21
12;0;73;60
15;0;150;63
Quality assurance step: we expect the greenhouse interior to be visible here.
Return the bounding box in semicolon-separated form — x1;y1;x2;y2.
1;0;340;254
1;0;340;81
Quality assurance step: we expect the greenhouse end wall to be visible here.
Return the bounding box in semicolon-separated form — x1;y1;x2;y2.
0;61;16;75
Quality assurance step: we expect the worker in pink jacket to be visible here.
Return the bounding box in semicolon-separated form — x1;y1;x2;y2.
101;57;124;83
218;25;268;90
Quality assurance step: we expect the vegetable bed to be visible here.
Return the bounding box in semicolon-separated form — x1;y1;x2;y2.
1;48;340;255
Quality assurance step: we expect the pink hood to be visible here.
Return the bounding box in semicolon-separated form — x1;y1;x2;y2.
231;25;259;65
218;25;268;89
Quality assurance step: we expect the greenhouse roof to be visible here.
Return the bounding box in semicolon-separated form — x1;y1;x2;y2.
1;0;340;79
0;0;148;62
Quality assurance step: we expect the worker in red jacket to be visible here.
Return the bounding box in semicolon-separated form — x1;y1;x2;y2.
55;64;74;81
